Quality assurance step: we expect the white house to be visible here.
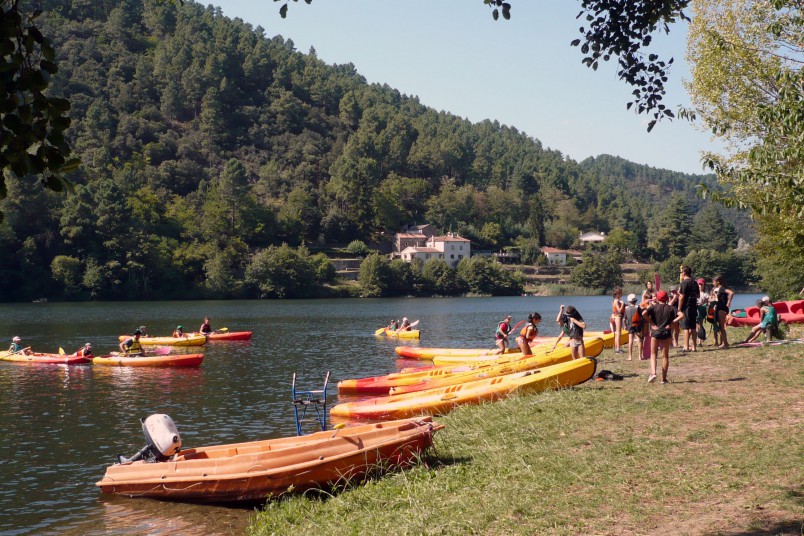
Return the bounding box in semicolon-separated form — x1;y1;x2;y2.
541;246;583;266
398;232;471;268
579;231;606;245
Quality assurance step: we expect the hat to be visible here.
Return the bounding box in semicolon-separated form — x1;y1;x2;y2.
627;293;637;303
12;336;20;342
85;343;92;348
505;315;512;320
697;278;705;284
761;296;771;303
657;290;669;302
134;329;142;335
177;325;183;329
402;317;408;322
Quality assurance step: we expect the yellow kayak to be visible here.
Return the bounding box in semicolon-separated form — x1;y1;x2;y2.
331;357;597;420
339;338;604;396
431;332;623;365
374;327;420;339
117;334;207;347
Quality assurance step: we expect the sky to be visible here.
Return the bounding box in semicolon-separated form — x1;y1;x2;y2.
212;0;718;175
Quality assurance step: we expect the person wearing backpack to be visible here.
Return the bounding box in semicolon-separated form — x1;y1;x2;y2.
646;290;684;384
624;293;644;361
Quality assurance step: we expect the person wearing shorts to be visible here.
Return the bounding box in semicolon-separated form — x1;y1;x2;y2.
646;290;684;384
677;265;700;352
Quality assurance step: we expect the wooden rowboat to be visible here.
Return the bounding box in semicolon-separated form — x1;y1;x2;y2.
96;417;442;502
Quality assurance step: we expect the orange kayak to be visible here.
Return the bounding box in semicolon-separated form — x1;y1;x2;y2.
93;353;204;367
97;417;442;502
0;350;90;365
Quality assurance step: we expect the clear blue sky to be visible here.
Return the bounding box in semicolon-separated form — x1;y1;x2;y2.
214;0;716;175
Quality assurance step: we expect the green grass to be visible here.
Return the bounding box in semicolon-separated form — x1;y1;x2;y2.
249;328;804;535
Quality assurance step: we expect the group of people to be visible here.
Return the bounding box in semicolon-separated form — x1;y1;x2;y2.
494;305;588;361
5;317;216;359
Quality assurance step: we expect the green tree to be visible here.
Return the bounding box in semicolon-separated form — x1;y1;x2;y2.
245;244;318;298
358;252;392;297
569;251;623;292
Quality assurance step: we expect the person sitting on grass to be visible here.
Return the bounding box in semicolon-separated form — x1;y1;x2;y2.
742;297;779;344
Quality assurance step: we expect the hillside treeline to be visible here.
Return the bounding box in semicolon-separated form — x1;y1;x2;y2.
0;0;750;301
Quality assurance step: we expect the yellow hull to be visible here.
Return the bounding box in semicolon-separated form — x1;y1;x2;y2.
117;334;207;346
375;328;420;339
330;357;597;420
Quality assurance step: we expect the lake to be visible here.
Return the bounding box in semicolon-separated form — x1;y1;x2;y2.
0;293;761;535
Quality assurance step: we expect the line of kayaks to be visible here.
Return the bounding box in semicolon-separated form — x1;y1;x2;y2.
726;300;804;327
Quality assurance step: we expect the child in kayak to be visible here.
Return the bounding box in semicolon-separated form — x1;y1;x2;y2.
8;336;32;355
119;330;144;356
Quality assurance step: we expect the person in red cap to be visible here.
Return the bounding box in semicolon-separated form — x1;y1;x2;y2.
645;290;684;384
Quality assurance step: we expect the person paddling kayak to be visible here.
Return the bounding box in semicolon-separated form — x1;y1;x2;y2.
119;330;144;356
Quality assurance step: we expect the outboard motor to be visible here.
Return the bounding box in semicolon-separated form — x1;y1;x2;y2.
116;414;182;464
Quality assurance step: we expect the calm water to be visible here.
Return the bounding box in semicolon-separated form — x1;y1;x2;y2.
0;294;760;535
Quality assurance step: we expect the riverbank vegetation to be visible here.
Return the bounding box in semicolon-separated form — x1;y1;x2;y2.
250;325;803;535
0;0;769;303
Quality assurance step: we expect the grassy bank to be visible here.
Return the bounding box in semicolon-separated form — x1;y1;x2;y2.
250;326;803;535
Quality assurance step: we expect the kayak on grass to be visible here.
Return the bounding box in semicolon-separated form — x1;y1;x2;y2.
330;357;598;421
339;338;604;396
727;300;804;326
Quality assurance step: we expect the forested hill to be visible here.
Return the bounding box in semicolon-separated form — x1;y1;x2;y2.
0;0;743;301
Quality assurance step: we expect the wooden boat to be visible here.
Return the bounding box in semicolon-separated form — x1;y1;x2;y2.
93;353;204;367
727;300;804;326
341;338;604;396
330;357;597;420
117;334;207;347
196;331;252;341
0;350;91;365
96;417;443;502
376;328;420;339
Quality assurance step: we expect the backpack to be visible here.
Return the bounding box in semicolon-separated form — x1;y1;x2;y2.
706;302;717;324
696;323;707;341
630;307;643;332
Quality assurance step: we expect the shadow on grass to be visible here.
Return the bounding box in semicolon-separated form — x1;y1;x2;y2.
671;377;748;384
705;519;803;535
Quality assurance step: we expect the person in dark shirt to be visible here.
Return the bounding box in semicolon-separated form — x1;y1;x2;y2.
646;290;684;384
677;265;700;352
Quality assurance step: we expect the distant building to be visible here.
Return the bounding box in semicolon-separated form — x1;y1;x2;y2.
541;246;583;266
579;231;606;245
398;232;471;268
394;232;428;254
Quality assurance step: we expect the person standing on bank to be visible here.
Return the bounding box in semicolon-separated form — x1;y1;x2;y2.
610;288;626;354
646;290;684;384
711;275;734;349
494;315;514;355
677;266;700;352
558;305;586;360
624;294;643;361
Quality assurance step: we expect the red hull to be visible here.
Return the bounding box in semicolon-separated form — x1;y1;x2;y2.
727;300;804;326
194;331;253;341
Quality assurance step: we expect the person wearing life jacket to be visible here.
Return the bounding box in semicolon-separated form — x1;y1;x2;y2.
400;317;412;331
516;313;542;356
387;319;400;331
76;343;93;358
119;330;144;356
173;325;185;338
199;317;212;335
494;315;514;355
8;336;32;355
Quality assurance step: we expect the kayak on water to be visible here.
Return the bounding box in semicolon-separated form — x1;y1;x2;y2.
117;334;207;346
194;331;253;341
93;353;204;367
0;350;91;365
375;328;420;339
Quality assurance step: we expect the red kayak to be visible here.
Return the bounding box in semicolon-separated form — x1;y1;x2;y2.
195;331;252;341
727;300;804;326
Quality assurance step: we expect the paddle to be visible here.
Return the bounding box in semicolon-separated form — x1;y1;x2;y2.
153;346;172;355
59;347;65;355
654;272;661;292
217;327;228;332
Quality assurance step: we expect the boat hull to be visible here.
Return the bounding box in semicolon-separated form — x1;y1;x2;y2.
377;328;420;339
96;417;442;502
0;351;91;365
200;331;252;341
93;354;204;367
117;335;207;346
340;338;604;396
331;357;597;420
